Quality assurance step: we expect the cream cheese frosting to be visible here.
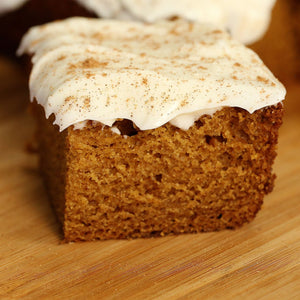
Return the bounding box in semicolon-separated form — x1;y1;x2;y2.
17;18;285;132
1;0;276;44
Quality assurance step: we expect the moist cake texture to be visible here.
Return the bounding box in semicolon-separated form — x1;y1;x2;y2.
18;18;286;241
36;103;283;241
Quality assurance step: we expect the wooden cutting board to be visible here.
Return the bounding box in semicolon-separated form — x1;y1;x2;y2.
0;57;299;300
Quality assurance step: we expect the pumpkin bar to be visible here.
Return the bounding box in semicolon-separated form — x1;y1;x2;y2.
18;18;286;242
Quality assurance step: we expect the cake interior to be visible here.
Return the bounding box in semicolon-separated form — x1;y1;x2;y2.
34;103;283;241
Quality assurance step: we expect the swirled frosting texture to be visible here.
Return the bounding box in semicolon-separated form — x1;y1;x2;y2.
1;0;276;44
18;18;285;132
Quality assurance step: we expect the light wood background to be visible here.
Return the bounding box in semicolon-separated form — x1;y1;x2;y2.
0;55;299;299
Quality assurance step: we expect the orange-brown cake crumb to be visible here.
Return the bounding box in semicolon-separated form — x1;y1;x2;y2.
34;103;283;242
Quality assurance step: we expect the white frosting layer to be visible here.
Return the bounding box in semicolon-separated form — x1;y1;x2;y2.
18;18;285;132
0;0;276;44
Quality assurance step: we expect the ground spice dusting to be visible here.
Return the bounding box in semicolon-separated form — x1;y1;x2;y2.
211;30;223;34
57;55;66;61
180;99;188;107
85;72;95;79
257;76;272;85
188;23;194;32
80;58;107;68
84;97;90;108
65;96;75;103
260;88;266;94
68;63;76;70
91;32;103;40
169;27;180;36
142;77;148;85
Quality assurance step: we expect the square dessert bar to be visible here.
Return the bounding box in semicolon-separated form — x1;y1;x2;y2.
19;18;286;241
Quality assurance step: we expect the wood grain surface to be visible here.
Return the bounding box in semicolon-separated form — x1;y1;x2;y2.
0;56;299;300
